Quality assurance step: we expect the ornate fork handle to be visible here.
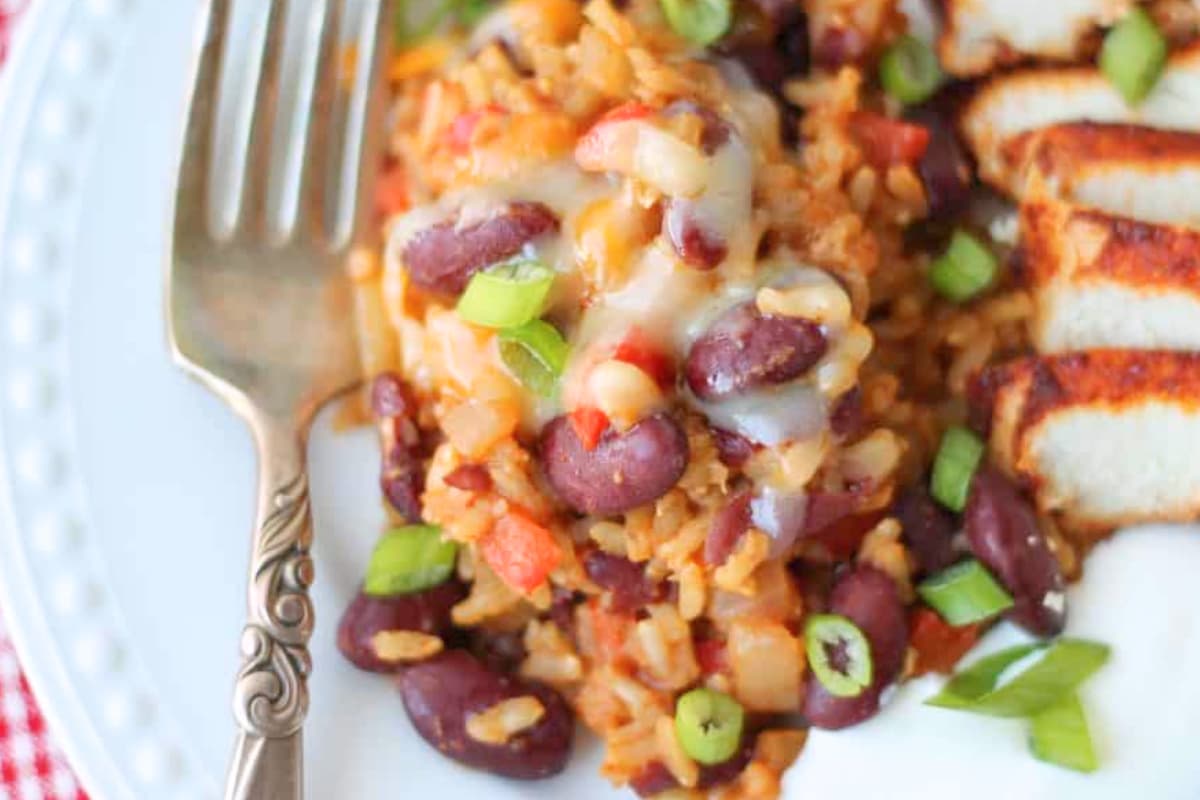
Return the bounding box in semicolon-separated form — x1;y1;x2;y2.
225;415;314;800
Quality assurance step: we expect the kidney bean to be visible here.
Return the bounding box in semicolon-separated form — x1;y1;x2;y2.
371;374;425;523
813;25;867;68
471;629;527;674
336;581;465;673
829;387;864;439
685;302;827;401
747;0;802;24
907;108;973;221
541;413;689;516
712;427;757;468
629;739;754;796
893;483;958;576
381;441;424;523
966;365;1003;438
965;466;1066;637
804;566;908;730
802;490;860;537
721;11;807;144
402;201;559;295
370;372;415;418
665;201;729;270
706;491;752;566
444;463;492;492
398;650;573;779
662;100;731;155
630;761;677;797
583;550;669;614
547;587;580;639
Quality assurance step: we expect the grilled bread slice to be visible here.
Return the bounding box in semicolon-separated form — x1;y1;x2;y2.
939;0;1134;77
987;350;1200;531
961;43;1200;187
1020;196;1200;352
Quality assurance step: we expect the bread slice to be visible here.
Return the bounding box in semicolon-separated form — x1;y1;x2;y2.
938;0;1133;77
1020;196;1200;352
987;350;1200;531
961;43;1200;187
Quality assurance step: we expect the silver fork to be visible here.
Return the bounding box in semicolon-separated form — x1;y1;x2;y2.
167;0;391;796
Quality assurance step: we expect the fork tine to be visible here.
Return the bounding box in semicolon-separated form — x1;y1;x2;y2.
172;0;232;242
297;0;340;248
341;0;395;251
309;0;393;253
239;0;289;240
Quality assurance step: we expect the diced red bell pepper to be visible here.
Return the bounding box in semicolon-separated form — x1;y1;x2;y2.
569;406;610;451
480;512;563;593
594;101;656;126
850;111;931;168
445;103;506;155
694;638;728;675
574;102;655;168
589;599;634;664
613;327;675;390
374;163;409;218
910;607;983;677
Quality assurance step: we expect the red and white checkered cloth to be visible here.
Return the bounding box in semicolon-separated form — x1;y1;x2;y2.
0;617;86;799
1;6;89;798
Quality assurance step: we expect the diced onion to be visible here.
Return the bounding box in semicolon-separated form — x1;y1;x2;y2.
750;488;808;558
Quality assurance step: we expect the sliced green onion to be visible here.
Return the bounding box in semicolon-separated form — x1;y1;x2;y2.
394;0;452;45
498;319;569;397
674;688;744;765
1100;8;1168;105
454;0;494;26
659;0;732;47
805;614;874;698
931;426;986;512
394;0;495;43
1029;692;1099;773
918;559;1014;626
930;230;998;302
456;259;555;329
879;35;943;105
927;639;1111;718
364;525;459;596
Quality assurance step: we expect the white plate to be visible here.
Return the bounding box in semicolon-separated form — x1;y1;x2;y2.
1;2;1199;799
0;1;605;798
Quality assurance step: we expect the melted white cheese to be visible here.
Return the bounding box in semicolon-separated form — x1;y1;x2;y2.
784;525;1200;799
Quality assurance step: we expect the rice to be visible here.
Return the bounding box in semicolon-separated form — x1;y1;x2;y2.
342;0;1062;795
